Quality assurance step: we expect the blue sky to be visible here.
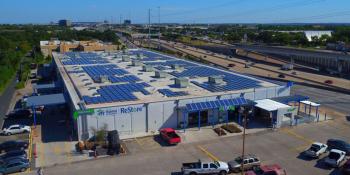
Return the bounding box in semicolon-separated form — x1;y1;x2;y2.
1;0;350;24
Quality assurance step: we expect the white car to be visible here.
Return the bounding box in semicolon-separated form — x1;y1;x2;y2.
2;125;31;135
303;142;328;158
324;149;346;167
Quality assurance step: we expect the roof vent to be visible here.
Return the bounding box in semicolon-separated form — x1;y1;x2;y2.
143;65;154;72
155;71;167;78
208;76;224;84
132;60;142;66
174;77;189;88
122;55;130;62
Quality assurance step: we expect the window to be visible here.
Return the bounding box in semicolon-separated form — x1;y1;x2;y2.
7;163;20;168
210;163;217;169
243;160;248;164
203;164;208;168
12;127;20;130
248;159;254;163
254;158;259;162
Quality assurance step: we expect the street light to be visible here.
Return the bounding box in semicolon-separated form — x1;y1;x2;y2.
240;107;252;175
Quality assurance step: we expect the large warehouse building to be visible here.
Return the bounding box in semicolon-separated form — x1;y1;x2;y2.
52;49;293;140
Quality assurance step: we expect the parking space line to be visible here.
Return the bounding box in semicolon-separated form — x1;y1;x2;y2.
26;129;33;173
281;128;314;144
289;144;309;152
197;145;220;161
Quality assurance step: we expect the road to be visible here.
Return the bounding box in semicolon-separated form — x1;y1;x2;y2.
26;119;350;175
0;77;17;128
291;84;350;115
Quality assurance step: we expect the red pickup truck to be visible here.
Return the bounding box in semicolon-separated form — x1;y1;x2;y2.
245;164;287;175
159;128;181;145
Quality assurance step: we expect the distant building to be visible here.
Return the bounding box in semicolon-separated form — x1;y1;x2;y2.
40;40;119;57
58;19;72;27
124;20;131;25
304;31;332;42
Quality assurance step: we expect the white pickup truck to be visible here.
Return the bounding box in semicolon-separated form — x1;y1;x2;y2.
303;142;328;158
181;160;229;175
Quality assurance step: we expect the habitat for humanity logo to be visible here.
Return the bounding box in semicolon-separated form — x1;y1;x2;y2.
97;106;143;116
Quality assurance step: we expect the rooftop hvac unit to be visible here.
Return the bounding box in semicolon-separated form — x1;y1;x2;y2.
137;53;144;59
155;71;167;78
92;75;109;83
208;76;224;84
143;65;154;72
132;60;142;66
122;55;130;62
175;77;189;88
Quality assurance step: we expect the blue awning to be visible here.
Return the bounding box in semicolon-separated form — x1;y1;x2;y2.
271;95;309;104
186;97;249;112
26;93;66;106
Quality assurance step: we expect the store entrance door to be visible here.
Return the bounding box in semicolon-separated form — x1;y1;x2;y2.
188;111;209;127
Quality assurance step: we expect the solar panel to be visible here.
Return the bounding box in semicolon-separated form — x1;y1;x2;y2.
158;89;189;97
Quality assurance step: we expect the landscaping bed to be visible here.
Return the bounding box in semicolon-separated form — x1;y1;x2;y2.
221;124;242;133
213;128;227;136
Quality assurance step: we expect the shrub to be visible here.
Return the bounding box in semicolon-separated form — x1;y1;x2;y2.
221;124;242;133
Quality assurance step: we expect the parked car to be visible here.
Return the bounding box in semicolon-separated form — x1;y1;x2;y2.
0;156;29;165
181;160;229;175
327;139;350;155
278;74;285;78
303;142;328;158
5;109;31;119
0;150;27;161
245;164;287;175
228;63;236;67
341;160;350;175
159;128;181;145
324;80;333;84
2;125;31;136
0;141;29;153
0;158;29;174
228;155;261;173
324;149;346;167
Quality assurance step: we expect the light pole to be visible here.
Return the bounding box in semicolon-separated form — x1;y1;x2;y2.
241;108;252;175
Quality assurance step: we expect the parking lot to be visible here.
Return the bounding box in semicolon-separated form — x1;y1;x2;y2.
24;116;350;175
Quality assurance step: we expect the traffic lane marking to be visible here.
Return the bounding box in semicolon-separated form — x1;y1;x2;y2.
197;145;220;162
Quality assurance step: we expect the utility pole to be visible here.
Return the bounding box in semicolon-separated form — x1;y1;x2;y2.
148;8;151;48
158;6;161;50
240;111;247;175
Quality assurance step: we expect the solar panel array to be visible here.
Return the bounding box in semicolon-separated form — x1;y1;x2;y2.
170;66;228;78
145;60;198;69
62;52;109;65
82;82;151;104
109;75;141;83
192;76;261;92
82;65;129;77
158;89;189;97
186;97;248;112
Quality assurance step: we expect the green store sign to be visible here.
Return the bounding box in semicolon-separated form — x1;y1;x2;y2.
219;106;236;112
73;109;95;120
287;107;296;112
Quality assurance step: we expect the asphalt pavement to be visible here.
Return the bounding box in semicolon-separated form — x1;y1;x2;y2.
0;77;17;128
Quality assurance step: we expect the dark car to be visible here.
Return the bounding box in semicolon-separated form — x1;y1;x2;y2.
278;74;285;78
0;150;27;161
327;139;350;155
5;109;31;119
342;160;350;175
0;141;29;153
0;158;29;174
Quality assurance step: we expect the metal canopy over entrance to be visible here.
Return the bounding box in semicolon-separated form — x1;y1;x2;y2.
26;93;66;107
26;93;67;127
271;95;309;104
186;97;249;112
